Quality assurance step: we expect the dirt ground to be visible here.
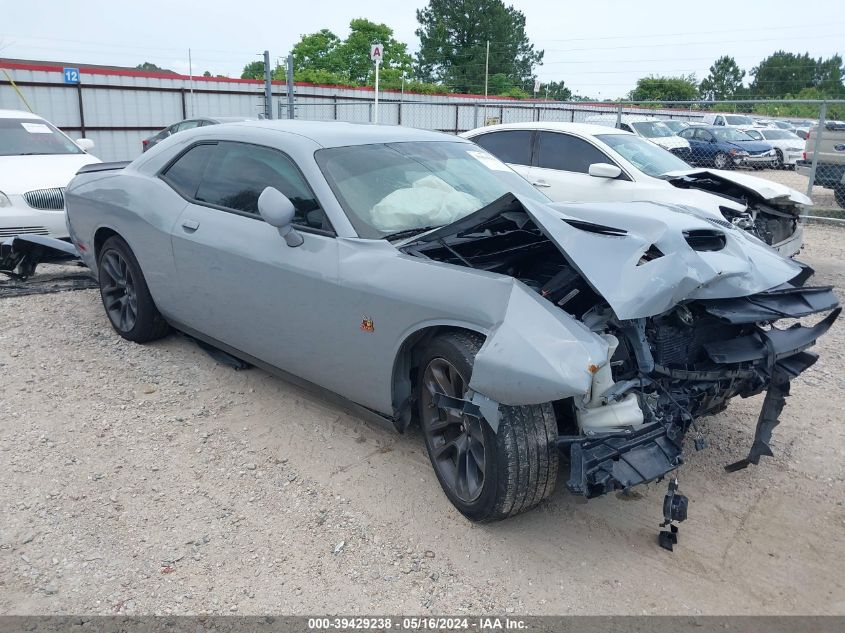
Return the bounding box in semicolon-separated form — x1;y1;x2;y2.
1;224;844;617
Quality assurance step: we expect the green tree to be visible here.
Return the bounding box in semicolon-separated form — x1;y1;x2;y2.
287;19;413;86
415;0;543;94
814;54;845;96
241;61;266;80
542;80;572;101
290;29;344;76
750;51;816;97
699;56;745;100
136;62;169;72
629;74;699;101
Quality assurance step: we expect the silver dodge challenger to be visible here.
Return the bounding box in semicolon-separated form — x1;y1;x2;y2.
65;121;838;535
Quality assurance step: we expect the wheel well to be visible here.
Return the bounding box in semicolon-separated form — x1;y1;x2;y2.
391;325;486;432
93;227;119;262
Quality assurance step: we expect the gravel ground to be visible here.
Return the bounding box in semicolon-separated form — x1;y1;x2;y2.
1;224;844;616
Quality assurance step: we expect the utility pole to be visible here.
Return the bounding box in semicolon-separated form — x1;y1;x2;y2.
263;50;273;119
286;54;295;119
483;40;489;125
188;48;194;118
370;43;383;124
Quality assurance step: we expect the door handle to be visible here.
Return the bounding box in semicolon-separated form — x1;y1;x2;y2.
531;180;551;188
181;219;200;231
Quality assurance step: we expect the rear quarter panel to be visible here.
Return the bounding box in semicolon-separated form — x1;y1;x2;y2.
65;167;187;314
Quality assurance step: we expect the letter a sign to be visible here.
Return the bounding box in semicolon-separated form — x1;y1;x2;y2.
370;43;383;63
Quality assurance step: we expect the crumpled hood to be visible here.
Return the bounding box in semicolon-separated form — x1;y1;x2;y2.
521;197;802;320
664;168;812;207
0;154;100;194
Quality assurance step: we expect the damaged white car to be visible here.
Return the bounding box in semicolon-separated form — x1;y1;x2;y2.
61;121;837;544
462;122;808;257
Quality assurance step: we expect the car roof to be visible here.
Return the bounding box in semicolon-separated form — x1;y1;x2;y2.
462;121;633;137
206;116;258;123
0;109;43;120
228;119;466;148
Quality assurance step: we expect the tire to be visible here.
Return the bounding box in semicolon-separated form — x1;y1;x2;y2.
774;149;784;170
835;186;845;210
97;235;170;343
713;152;730;169
417;332;558;522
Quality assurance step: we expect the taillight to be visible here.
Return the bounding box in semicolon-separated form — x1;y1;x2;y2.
803;151;807;161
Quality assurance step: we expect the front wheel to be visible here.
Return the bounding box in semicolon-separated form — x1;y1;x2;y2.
713;152;730;169
774;149;784;169
417;332;558;522
97;236;170;343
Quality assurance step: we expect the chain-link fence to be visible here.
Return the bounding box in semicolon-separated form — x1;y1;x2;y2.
280;98;845;216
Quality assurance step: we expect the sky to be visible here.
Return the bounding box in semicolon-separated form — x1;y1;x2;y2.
1;0;842;98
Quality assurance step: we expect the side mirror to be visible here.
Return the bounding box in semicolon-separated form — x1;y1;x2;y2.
588;163;622;179
258;187;303;247
76;138;95;151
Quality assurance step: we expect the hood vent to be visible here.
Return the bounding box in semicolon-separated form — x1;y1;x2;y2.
563;219;627;236
684;229;726;252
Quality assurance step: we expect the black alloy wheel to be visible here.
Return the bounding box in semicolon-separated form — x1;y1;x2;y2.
419;357;486;503
100;250;138;333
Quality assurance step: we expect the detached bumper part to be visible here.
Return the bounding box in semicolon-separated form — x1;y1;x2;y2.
0;234;81;278
561;423;684;498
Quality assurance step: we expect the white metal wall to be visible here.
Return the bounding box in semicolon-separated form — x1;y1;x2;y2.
1;64;707;161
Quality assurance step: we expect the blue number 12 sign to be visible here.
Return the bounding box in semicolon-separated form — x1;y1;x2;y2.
63;68;80;84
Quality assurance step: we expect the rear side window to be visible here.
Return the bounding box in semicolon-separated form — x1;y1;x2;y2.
161;143;216;199
679;129;694;139
536;132;611;174
195;141;326;228
471;130;533;166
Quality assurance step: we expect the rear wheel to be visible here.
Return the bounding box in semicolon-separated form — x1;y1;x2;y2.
97;236;170;343
417;332;558;522
713;152;730;169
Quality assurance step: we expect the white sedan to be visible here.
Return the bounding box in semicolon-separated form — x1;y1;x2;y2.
461;122;808;257
739;127;805;169
0;109;100;240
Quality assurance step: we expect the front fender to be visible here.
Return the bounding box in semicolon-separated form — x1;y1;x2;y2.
469;280;607;406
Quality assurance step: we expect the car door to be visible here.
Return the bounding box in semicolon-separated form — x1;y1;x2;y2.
165;140;344;389
525;131;633;202
680;128;708;164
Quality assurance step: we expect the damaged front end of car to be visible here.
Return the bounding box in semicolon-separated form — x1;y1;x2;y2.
399;193;838;515
666;169;809;257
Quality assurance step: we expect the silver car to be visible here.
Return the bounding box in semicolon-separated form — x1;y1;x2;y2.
65;121;838;530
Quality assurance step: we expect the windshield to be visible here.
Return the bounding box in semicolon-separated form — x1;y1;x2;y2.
316;141;549;239
629;121;674;138
762;129;799;140
662;121;687;133
0;118;83;156
725;115;754;126
713;128;754;142
597;133;690;178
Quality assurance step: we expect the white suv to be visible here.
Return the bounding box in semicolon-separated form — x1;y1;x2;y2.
701;113;756;128
0;109;100;239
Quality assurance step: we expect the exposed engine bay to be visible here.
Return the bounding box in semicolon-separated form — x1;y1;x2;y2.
400;194;838;528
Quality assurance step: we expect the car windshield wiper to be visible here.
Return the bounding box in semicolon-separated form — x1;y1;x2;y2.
19;152;55;155
384;225;441;242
